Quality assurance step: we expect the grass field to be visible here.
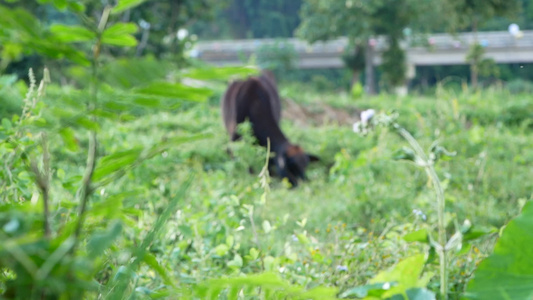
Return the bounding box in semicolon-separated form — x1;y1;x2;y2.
102;83;532;297
1;72;532;298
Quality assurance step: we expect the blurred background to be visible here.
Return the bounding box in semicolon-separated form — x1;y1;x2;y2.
2;0;533;95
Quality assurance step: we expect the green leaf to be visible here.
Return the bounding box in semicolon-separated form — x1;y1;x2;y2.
340;283;394;298
393;146;417;162
1;118;12;130
74;116;101;131
178;225;193;238
93;148;143;181
52;0;67;10
249;248;259;260
465;201;533;300
134;82;213;102
143;253;174;286
59;127;79;152
403;229;429;243
67;2;85;12
133;97;161;107
213;244;229;257
101;23;138;47
87;221;122;258
370;254;433;298
111;0;147;14
227;254;243;269
50;24;95;43
462;225;497;242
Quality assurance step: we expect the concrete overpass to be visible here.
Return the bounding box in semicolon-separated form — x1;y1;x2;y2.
193;31;533;69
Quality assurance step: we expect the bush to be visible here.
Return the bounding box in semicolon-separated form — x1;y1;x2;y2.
506;79;533;94
256;41;298;80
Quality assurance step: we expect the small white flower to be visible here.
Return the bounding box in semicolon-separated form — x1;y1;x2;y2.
336;265;348;272
360;109;375;124
177;28;188;40
352;122;363;133
382;282;391;290
291;234;299;242
139;19;151;30
412;209;427;221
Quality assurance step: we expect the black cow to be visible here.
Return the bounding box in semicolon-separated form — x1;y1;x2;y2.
222;73;318;187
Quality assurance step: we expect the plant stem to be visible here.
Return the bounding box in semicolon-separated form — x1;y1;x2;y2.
73;5;111;242
41;133;51;237
395;124;448;299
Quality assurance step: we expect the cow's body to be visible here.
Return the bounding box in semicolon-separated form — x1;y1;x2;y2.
221;72;318;187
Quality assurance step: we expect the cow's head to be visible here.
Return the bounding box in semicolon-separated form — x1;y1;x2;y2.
275;144;319;187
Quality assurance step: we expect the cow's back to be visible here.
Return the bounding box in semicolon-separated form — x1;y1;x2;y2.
221;80;244;140
257;71;281;124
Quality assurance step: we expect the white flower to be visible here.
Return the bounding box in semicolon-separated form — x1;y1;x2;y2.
352;122;363;133
412;209;427;221
336;265;348;272
382;282;391;290
360;109;375;124
177;28;188;40
291;234;299;242
139;19;151;30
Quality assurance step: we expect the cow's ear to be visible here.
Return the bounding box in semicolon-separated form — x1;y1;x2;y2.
307;153;320;162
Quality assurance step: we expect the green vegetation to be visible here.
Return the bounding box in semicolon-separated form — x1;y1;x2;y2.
2;65;533;297
1;0;533;299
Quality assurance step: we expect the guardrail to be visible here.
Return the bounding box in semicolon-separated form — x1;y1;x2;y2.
193;31;533;69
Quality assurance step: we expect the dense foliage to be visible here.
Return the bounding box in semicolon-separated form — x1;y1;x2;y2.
1;0;533;299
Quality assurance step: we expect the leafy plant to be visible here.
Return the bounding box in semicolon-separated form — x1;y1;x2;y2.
465;201;533;300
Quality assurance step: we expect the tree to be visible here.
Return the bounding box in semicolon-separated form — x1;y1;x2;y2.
297;0;439;94
191;0;302;39
297;0;380;93
444;0;520;87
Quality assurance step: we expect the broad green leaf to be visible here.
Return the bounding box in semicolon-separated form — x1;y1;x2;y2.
67;2;85;12
143;253;174;286
370;254;433;298
87;221;122;258
465;201;533;300
178;225;193;238
50;24;95;43
111;0;147;14
101;23;138;47
213;244;229;257
133;97;161;107
59;127;79;152
134;82;213;102
403;229;429;243
52;0;67;10
462;225;497;242
227;254;243;269
74;116;100;131
93;148;143;181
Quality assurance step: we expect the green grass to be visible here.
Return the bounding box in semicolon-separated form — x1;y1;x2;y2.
2;79;532;298
103;84;530;296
